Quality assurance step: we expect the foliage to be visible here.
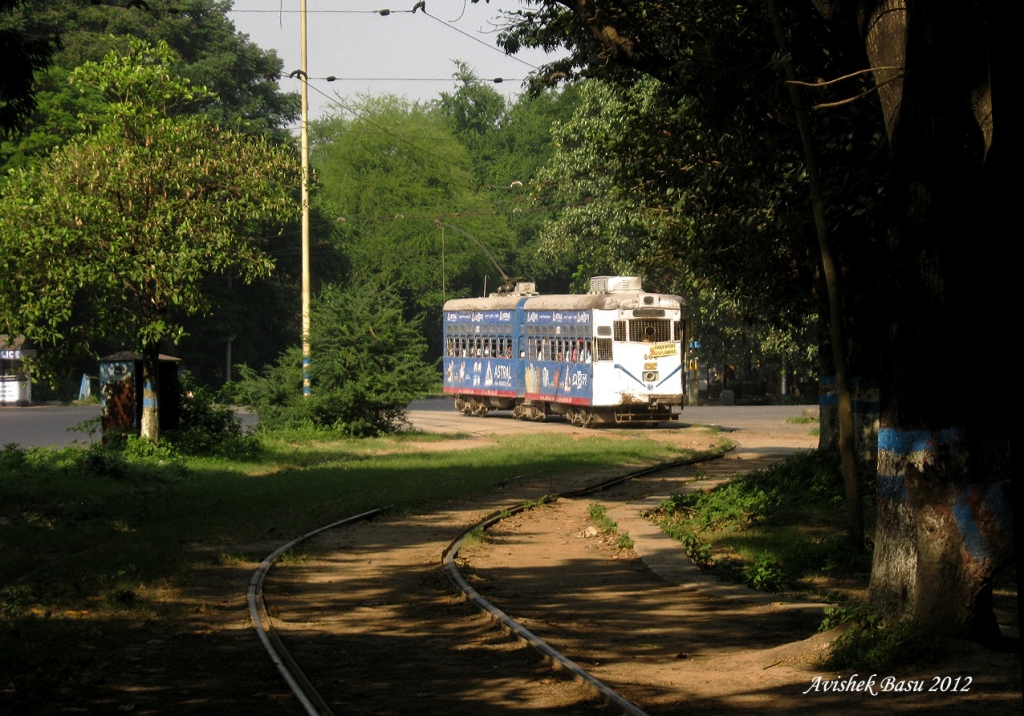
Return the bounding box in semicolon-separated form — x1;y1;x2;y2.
587;502;617;532
305;81;581;369
663;450;846;529
819;603;870;632
435;65;582;289
0;40;298;390
744;553;785;593
0;0;60;136
498;0;888;391
531;75;828;380
310;95;514;321
162;373;259;458
588;501;633;551
0;439;186;485
0;0;298;170
653;451;872;591
233;280;437;436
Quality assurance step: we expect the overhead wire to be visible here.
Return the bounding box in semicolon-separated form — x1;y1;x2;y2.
420;9;539;70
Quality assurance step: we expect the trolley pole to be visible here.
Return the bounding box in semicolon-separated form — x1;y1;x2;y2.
300;0;311;398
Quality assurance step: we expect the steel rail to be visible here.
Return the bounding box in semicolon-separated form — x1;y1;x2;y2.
252;450;729;715
441;451;728;716
248;508;386;716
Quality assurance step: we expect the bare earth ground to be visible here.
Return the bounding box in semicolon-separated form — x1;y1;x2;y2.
6;410;1019;715
260;415;1020;715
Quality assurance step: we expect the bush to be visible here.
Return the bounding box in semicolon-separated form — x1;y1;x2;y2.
745;553;786;592
162;373;259;458
233;280;437;436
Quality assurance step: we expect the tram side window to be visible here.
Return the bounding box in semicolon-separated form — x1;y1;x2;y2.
596;338;613;361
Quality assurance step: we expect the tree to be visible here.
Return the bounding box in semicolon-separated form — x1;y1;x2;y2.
493;0;1014;640
234;280;437;436
0;0;298;171
0;39;298;443
310;95;517;355
0;0;59;136
817;0;1013;641
436;66;583;290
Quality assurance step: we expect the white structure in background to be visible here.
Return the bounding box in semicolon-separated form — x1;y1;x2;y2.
0;335;33;405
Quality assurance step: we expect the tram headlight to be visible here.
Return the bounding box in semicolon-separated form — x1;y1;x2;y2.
643;370;659;382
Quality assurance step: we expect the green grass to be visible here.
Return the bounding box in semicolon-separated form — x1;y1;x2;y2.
651;450;873;594
784;415;818;424
587;502;634;551
0;431;697;616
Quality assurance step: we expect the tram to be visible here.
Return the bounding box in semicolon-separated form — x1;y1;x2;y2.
442;276;686;425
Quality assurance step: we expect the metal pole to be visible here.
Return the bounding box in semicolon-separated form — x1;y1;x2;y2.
300;0;311;398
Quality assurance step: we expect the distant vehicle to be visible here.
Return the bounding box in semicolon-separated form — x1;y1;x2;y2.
442;276;686;426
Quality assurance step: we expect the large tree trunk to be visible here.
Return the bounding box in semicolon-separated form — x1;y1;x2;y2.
858;0;1013;640
140;342;160;444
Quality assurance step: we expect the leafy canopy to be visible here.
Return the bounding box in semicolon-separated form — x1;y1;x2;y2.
0;0;298;171
311;95;516;318
0;39;299;379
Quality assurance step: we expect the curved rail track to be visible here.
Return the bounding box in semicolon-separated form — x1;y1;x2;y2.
250;451;728;716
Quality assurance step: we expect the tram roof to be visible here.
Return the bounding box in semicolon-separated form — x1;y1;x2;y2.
443;291;684;312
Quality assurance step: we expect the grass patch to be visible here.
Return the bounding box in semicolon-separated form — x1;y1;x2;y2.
0;431;698;612
0;429;708;701
461;526;488;547
650;450;873;595
823;611;948;671
588;502;633;552
784;415;818;424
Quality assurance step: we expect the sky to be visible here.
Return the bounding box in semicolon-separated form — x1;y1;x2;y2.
226;0;566;125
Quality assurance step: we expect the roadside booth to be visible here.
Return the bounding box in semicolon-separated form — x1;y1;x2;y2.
0;335;34;406
99;352;181;439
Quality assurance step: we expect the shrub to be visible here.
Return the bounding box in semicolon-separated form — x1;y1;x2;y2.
233;280;437;436
163;373;259;458
745;553;786;592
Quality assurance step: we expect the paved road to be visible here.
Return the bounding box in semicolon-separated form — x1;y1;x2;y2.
0;404;102;448
0;399;818;448
407;396;818;435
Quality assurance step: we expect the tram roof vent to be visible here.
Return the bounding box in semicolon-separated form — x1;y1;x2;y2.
512;281;538;296
589;276;642;294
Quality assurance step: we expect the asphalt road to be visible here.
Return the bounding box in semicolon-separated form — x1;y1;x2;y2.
0;404;103;448
0;399;818;448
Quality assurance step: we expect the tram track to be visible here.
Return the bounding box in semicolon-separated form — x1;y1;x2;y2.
251;450;728;715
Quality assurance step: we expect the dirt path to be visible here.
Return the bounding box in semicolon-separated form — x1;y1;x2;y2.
10;411;1018;716
261;418;1021;715
458;459;1022;714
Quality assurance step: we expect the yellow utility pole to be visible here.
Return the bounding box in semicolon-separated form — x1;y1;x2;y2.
300;0;311;397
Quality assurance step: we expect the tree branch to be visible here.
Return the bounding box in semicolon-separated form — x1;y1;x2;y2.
787;65;904;88
810;74;905;110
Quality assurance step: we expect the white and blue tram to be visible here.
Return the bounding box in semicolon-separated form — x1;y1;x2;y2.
442;276;686;426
